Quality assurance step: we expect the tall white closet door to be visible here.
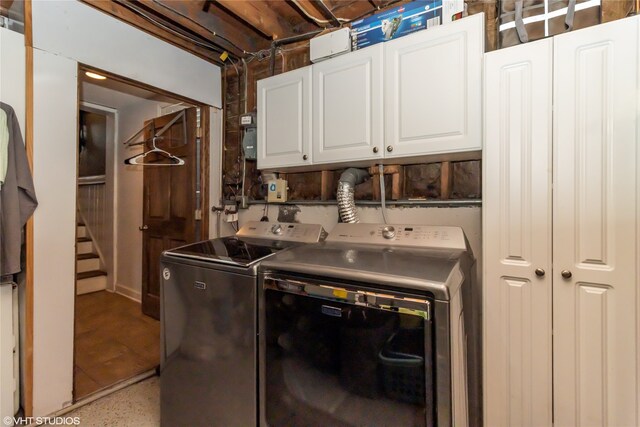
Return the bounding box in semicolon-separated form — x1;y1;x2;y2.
553;17;639;427
483;38;553;427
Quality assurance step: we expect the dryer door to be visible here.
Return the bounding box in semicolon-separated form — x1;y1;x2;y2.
262;276;434;427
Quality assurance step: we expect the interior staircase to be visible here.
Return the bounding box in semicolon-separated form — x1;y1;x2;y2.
76;222;107;295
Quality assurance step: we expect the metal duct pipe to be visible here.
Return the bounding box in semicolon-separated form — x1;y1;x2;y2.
337;168;369;223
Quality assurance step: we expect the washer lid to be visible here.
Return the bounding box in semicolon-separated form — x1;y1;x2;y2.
164;236;288;267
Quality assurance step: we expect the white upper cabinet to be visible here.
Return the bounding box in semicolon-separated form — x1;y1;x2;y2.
483;38;553;427
312;44;384;164
384;13;483;158
257;66;312;169
257;14;484;171
553;16;639;427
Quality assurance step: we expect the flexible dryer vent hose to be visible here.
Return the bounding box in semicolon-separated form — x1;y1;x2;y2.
337;168;369;223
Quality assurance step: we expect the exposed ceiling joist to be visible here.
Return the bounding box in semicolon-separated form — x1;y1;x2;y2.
215;0;295;40
152;0;273;54
133;0;244;58
289;0;333;27
312;0;342;26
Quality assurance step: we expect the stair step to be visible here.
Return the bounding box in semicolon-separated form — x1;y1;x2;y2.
77;237;92;243
77;252;99;260
76;274;107;295
77;270;107;280
77;240;94;254
77;257;101;274
77;225;87;239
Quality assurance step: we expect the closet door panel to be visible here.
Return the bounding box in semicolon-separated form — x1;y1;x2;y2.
483;38;553;427
553;16;639;427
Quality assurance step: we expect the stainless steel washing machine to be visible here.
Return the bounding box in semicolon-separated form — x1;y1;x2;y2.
159;221;326;427
258;223;480;427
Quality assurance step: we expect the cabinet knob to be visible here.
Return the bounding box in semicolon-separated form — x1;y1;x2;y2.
386;145;393;153
561;270;572;279
373;147;379;154
139;225;149;231
535;268;545;277
302;154;308;161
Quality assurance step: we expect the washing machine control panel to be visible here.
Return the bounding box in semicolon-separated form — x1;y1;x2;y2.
327;223;467;250
237;221;327;243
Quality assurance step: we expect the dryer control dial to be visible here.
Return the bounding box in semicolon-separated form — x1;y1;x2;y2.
270;224;283;235
382;225;396;239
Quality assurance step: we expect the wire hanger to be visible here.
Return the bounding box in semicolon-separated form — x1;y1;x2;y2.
123;110;187;166
124;136;185;166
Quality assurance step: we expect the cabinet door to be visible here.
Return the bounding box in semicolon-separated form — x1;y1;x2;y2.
257;66;312;169
553;17;639;427
483;39;553;427
312;44;383;164
384;13;483;159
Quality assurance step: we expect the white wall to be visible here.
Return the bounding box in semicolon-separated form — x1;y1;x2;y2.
31;1;221;108
30;0;221;416
32;48;78;415
115;99;168;300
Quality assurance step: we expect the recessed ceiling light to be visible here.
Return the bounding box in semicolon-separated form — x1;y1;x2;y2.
85;71;107;80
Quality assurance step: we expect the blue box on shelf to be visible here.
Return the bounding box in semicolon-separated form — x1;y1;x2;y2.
350;0;464;50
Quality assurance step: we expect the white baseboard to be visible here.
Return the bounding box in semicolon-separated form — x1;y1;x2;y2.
115;284;141;303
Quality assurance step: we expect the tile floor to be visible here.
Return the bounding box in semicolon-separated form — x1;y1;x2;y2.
67;376;160;426
74;291;160;399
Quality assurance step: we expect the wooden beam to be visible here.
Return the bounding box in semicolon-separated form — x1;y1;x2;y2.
24;0;34;416
440;161;454;200
391;166;403;200
135;0;245;58
601;0;633;22
368;165;403;200
371;173;381;201
0;0;12;17
290;0;332;27
145;0;275;55
216;0;296;40
181;0;275;52
320;170;334;201
312;0;341;26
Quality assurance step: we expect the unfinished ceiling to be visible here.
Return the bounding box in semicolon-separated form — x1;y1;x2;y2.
80;0;413;64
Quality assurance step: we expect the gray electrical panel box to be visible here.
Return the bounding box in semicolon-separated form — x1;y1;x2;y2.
240;112;257;160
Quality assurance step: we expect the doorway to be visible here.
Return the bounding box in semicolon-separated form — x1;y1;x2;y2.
73;68;209;401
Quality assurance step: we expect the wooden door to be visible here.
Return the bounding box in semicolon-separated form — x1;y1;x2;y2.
257;66;312;169
312;44;383;164
142;107;204;319
384;13;483;159
483;38;553;427
553;17;639;427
